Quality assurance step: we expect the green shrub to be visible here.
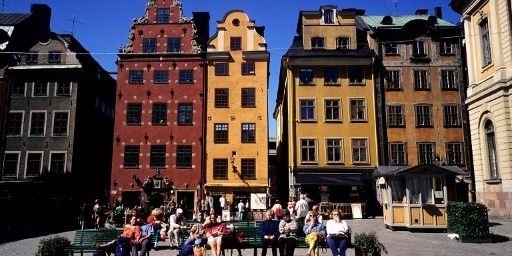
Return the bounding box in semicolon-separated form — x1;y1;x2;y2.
35;236;70;256
447;201;489;238
353;231;387;254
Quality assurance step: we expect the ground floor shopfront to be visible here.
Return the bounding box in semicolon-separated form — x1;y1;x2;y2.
204;184;269;220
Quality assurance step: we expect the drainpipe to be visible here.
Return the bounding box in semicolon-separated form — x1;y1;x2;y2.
200;55;207;205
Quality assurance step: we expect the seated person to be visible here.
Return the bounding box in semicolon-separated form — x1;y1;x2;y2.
258;209;280;256
278;209;298;256
325;210;350;256
184;214;205;247
303;213;325;256
204;213;227;256
168;208;187;248
132;219;153;256
93;216;141;256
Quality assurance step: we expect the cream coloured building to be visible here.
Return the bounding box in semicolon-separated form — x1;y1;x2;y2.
205;10;269;212
451;0;512;219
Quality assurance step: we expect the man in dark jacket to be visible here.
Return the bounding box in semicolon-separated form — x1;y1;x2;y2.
258;209;280;256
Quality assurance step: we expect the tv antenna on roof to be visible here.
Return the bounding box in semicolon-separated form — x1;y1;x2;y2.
389;0;399;15
1;0;8;13
66;16;83;35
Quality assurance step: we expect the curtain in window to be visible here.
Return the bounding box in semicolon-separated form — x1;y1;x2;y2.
389;178;405;203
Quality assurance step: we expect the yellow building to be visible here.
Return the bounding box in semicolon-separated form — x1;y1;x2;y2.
275;6;378;208
205;10;269;213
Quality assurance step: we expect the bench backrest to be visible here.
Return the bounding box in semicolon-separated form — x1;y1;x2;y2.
72;229;121;245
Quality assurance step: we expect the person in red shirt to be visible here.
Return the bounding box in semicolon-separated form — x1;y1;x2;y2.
204;213;227;256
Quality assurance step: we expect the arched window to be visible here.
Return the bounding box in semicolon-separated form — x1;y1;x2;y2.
485;120;499;179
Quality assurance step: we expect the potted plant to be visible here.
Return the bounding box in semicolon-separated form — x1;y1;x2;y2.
353;231;387;256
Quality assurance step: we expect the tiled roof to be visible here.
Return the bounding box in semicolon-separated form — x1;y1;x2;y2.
360;15;456;30
0;13;31;25
284;36;373;58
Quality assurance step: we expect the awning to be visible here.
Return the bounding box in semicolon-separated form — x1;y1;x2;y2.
374;164;468;177
295;172;365;186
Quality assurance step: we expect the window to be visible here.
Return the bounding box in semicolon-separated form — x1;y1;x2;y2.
241;159;256;179
447;143;463;165
126;103;142;125
150;145;166;167
301;139;316;163
167;37;181;53
2;152;19;177
215;88;229;108
337;37;349;49
480;18;492;67
214;123;228;144
213;159;228;179
389;143;407;165
415;105;432;127
418;143;434;164
390;178;406;203
178;103;193;125
55;81;71;96
311;37;325;49
441;70;457;90
152;103;167;125
350;99;366;121
412;40;427;56
440;41;454;54
178;70;193;83
157;8;170;23
299;68;314;85
388;105;405;127
241;123;256;143
49;152;66;173
230;37;242;50
52;112;69;136
324;67;339;85
326;139;343;163
241;62;255;75
485;121;499;179
348;67;364;84
123;145;140;168
325;99;340;121
443;105;460;127
11;82;25;96
48;51;61;63
323;9;335;24
408;177;433;204
241;88;255;107
215;63;229;76
33;82;48;96
26;52;38;63
386;70;401;90
299;99;316;121
6;112;23;136
143;38;157;53
26;152;43;176
413;70;429;90
154;70;168;84
29;111;46;136
385;43;398;54
129;70;143;84
352;139;368;163
176;145;192;168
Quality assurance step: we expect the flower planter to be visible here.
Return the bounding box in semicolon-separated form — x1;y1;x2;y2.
354;247;382;256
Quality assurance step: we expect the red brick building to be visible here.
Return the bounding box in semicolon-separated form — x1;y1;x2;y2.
111;0;209;215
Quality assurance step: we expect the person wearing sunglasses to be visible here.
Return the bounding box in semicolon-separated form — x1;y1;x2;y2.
325;209;350;256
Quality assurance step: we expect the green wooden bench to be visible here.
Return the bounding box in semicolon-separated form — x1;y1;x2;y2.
66;229;121;255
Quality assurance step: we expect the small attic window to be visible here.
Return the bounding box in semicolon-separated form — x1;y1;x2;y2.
232;19;240;27
324;9;335;24
381;16;393;25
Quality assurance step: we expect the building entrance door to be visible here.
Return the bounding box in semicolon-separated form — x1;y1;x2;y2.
176;191;195;219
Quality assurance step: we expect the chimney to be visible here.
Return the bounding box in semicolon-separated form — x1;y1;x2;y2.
434;7;443;19
415;9;429;16
30;4;51;41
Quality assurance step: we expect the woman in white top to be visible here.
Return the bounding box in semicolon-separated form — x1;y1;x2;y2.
325;209;350;256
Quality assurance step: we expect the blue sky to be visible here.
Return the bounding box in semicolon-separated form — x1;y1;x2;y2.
6;0;460;137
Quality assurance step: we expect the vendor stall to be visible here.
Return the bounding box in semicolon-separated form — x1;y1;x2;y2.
374;164;467;231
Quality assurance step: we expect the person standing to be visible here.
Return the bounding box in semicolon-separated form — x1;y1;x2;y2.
278;209;298;256
237;200;246;221
287;196;297;220
295;194;309;226
271;200;283;220
325;210;350;256
93;199;104;229
258;209;279;256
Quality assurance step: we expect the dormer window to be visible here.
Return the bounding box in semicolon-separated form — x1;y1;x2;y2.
48;51;61;64
157;8;170;23
412;40;427;56
337;37;349;49
323;9;335;24
385;43;398;55
311;37;325;49
26;52;38;64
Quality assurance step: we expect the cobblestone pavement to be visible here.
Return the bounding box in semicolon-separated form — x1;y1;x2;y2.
1;217;510;256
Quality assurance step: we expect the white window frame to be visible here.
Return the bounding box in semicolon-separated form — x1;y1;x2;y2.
31;81;49;97
321;8;338;25
51;110;70;137
336;37;350;49
324;98;342;122
412;40;427;56
24;151;44;178
299;98;317;122
2;151;21;178
347;67;365;85
300;137;318;164
28;110;47;137
53;81;73;96
348;98;367;122
350;137;370;164
49;151;68;173
14;82;28;97
439;41;454;55
6;110;25;137
325;137;344;164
